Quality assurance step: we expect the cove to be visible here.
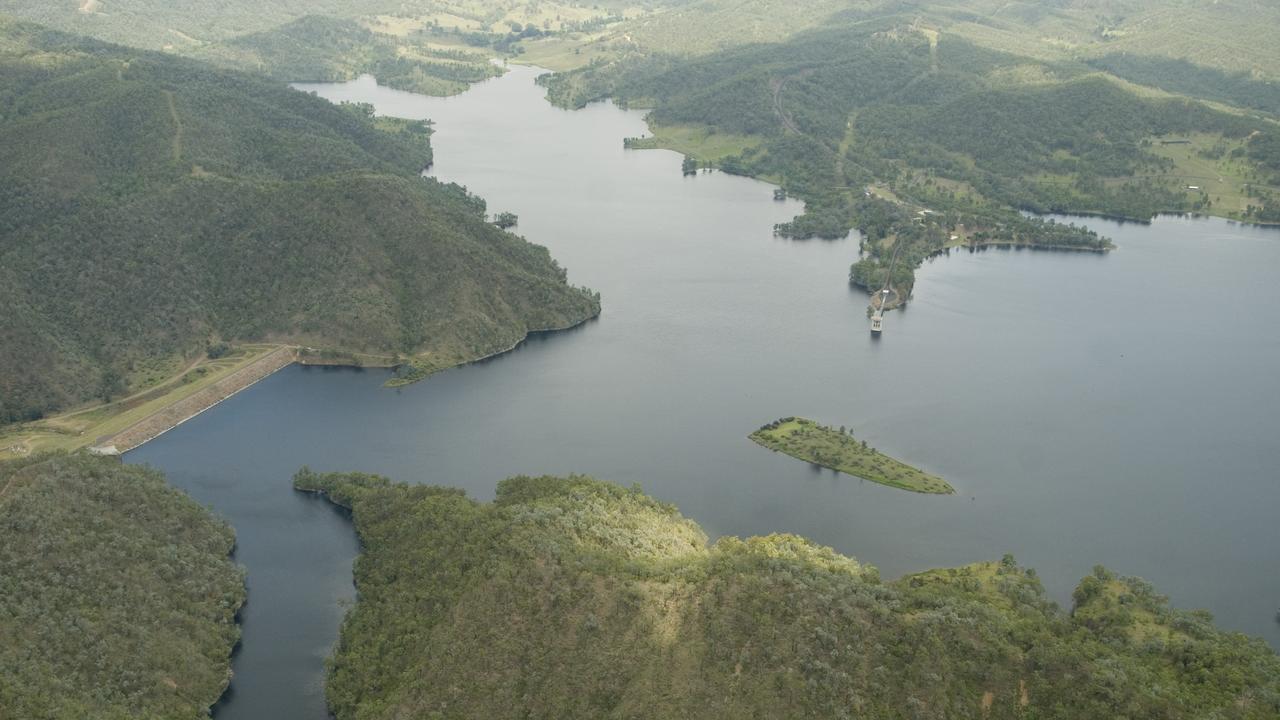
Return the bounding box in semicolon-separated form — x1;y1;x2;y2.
129;65;1280;718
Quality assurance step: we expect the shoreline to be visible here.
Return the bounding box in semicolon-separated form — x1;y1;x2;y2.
854;239;1111;311
102;346;299;454
207;552;249;718
1038;209;1280;229
621;111;1280;232
384;313;600;387
108;315;600;456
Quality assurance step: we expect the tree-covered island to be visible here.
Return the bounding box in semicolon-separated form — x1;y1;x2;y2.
751;417;954;494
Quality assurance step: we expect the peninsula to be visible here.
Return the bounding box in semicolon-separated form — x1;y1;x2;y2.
292;470;1278;719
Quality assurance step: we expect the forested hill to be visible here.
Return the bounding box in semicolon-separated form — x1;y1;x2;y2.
563;0;1280;79
191;15;502;96
295;470;1280;719
546;19;1280;225
0;0;624;97
542;11;1280;296
0;453;245;718
0;18;599;425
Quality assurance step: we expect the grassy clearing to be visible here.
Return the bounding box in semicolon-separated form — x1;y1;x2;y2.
905;562;1013;609
1071;572;1195;646
0;344;284;458
361;15;432;37
515;34;617;71
123;352;187;392
750;417;954;494
485;2;603;34
1149;133;1280;219
625;122;761;163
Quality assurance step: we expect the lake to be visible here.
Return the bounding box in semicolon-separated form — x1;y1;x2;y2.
128;65;1280;719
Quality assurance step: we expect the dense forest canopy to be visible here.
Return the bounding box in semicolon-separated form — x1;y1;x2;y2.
296;470;1280;719
0;18;599;425
0;453;245;718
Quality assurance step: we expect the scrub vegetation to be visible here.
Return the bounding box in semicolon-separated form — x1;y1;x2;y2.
296;469;1280;720
750;417;953;494
0;19;599;426
0;453;245;719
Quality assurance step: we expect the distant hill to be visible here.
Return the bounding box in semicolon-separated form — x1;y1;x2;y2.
575;0;1280;79
192;15;500;96
0;18;599;424
0;0;631;95
296;470;1280;719
0;453;245;718
0;0;396;50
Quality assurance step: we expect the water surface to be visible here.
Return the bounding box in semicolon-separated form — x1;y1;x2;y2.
131;66;1280;719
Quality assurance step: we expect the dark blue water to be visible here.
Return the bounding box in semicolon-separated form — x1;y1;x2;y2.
130;66;1280;719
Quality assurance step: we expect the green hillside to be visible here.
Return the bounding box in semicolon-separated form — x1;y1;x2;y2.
296;470;1280;719
570;0;1280;79
0;18;600;425
0;454;245;718
0;0;641;51
543;11;1280;299
0;0;635;95
928;0;1280;78
193;16;501;95
547;21;1279;221
1087;53;1280;117
0;0;393;50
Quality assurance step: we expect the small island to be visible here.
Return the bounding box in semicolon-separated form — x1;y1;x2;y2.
750;417;954;494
